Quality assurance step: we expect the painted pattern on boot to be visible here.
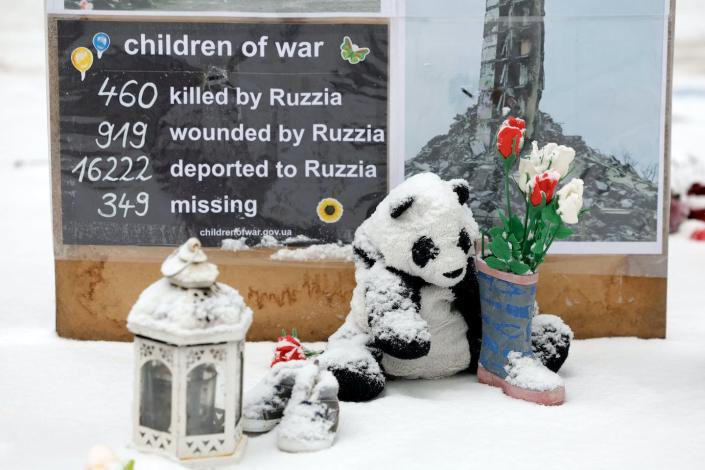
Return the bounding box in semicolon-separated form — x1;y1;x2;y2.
277;363;340;453
477;269;565;405
243;360;307;433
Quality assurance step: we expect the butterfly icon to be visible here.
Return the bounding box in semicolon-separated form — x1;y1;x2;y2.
340;36;370;65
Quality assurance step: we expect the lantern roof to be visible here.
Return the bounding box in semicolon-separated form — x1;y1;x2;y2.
127;238;253;345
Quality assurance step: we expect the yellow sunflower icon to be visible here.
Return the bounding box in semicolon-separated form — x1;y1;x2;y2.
317;198;344;223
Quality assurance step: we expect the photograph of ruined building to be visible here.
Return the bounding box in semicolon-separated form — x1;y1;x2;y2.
405;0;668;246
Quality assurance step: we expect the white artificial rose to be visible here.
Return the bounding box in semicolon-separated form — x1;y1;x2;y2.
556;179;584;224
86;445;121;470
517;156;538;193
547;144;576;179
516;141;576;193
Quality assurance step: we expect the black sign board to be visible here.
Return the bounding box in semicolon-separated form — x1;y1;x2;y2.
56;19;389;246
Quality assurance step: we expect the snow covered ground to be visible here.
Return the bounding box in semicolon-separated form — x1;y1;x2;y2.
2;1;705;469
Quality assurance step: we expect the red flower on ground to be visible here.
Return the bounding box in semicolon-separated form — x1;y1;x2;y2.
271;335;306;366
691;229;705;241
530;171;560;206
497;117;526;158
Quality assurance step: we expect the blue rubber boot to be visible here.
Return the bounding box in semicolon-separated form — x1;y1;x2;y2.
476;259;565;405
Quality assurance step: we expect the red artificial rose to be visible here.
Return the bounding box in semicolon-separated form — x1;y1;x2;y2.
530;171;560;206
497;117;526;158
271;335;306;366
506;117;526;130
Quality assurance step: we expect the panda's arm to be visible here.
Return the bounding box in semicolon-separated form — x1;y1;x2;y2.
364;264;431;360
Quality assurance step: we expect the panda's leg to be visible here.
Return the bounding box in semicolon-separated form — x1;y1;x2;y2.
318;315;385;402
531;313;574;373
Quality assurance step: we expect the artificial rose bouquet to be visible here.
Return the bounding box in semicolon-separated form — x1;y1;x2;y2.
482;117;586;274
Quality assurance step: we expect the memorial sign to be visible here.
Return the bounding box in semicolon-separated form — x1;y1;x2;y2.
56;19;388;246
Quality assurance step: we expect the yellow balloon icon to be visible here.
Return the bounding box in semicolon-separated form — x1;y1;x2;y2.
71;47;93;81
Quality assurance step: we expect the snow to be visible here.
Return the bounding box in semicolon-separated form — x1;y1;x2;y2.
243;361;307;423
127;279;252;340
2;1;705;469
160;240;219;288
505;352;564;391
363;263;429;344
221;237;251;252
277;365;338;452
677;219;705;239
257;235;279;248
222;235;318;252
532;313;574;364
271;243;353;262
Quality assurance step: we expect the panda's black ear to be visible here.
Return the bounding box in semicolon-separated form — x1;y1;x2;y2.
451;180;470;205
390;196;414;219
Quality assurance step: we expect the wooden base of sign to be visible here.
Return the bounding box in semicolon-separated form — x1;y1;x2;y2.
55;249;355;342
54;250;666;342
536;271;666;339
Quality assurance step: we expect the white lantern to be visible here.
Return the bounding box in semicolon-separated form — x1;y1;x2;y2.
127;238;252;467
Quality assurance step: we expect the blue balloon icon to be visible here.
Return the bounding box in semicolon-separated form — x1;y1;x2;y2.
92;32;110;59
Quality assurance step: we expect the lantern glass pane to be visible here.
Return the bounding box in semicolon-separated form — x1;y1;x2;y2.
186;363;226;436
139;360;172;432
237;349;244;425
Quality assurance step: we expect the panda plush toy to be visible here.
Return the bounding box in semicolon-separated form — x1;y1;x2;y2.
319;173;572;402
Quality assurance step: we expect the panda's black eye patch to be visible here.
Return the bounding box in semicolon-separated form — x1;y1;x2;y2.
412;237;440;268
458;229;472;254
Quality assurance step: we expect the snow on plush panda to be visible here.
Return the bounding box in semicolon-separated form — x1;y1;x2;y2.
319;173;571;402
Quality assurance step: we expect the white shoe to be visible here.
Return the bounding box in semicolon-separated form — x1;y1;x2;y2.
242;360;307;433
277;363;340;452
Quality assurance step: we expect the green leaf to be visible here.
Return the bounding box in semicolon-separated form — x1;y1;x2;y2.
542;205;561;225
509;215;524;240
489;227;504;239
503;154;516;171
508;236;521;257
123;461;135;470
489;237;511;261
484;256;509;272
507;233;520;246
532;241;545;255
509;259;531;275
554;226;574;240
498;210;510;230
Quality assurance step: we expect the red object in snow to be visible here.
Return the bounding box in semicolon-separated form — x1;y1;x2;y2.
691;229;705;241
271;335;306;366
687;183;705;223
687;183;705;196
691;209;705;223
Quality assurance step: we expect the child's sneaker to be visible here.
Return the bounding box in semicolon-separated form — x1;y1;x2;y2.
277;362;340;452
242;360;307;433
